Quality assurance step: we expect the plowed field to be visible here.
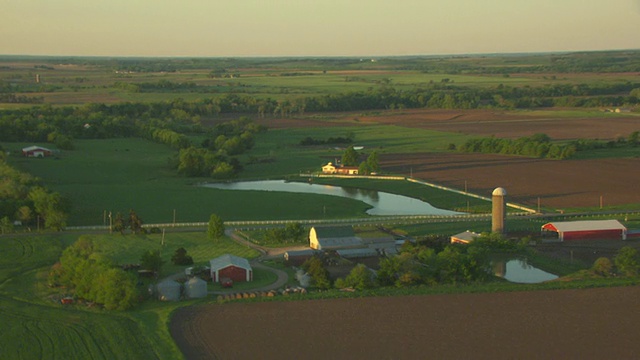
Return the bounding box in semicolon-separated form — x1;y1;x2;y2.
171;286;640;360
263;109;640;208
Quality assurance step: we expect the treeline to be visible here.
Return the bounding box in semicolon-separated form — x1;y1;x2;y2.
458;134;577;160
305;233;525;290
0;93;44;104
299;133;354;146
459;131;640;159
0;150;68;231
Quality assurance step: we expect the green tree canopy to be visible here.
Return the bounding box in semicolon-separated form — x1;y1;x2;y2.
207;214;225;240
341;146;359;166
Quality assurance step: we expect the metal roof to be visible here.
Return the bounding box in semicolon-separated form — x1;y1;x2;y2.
336;248;379;258
312;226;355;238
542;220;626;233
209;254;252;271
451;231;481;242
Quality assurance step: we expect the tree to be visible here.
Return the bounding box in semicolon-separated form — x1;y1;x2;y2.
112;212;125;234
129;209;143;234
336;264;375;290
140;250;164;273
614;246;640;276
171;247;194;266
341;146;359;166
207;214;225;240
366;151;380;174
15;206;32;228
592;257;613;276
302;256;331;289
0;216;13;234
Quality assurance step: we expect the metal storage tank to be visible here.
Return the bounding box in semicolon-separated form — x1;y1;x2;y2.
492;187;507;234
185;277;208;299
157;279;181;301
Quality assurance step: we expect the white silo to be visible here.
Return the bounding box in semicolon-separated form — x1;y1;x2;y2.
492;187;507;234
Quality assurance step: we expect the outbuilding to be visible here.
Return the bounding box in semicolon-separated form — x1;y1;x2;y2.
22;146;53;158
184;277;208;299
284;249;317;265
541;220;627;241
209;254;253;283
309;226;363;250
450;231;481;244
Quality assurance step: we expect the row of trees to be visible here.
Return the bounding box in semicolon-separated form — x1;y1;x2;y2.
302;233;522;290
458;133;577;160
341;147;380;175
0;152;68;231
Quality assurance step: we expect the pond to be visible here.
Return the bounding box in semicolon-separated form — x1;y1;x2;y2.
494;259;558;284
201;180;461;216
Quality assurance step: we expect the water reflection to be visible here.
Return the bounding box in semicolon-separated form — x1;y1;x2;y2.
201;180;460;216
492;257;558;283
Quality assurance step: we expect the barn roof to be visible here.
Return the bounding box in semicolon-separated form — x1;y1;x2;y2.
542;220;626;233
451;231;481;242
22;145;52;152
316;237;363;249
312;226;355;239
209;254;252;271
336;248;379;258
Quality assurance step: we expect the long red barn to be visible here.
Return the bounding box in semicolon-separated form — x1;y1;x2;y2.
541;220;627;241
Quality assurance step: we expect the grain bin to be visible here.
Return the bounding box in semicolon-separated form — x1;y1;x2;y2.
157;279;181;301
184;277;207;299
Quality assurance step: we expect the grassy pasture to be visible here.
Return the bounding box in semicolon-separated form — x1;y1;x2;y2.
0;230;265;360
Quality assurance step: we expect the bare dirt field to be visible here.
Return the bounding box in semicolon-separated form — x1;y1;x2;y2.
381;152;640;209
171;286;640;360
356;109;640;141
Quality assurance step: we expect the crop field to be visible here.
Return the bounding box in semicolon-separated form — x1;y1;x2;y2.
171;286;640;359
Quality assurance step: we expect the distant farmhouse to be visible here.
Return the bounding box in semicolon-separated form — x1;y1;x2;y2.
322;162;359;175
22;146;53;158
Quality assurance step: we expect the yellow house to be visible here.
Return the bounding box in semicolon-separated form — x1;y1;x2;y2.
322;162;337;174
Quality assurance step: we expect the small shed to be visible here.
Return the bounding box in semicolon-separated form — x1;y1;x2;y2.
451;231;481;244
157;279;181;301
541;220;627;241
209;254;253;283
184;277;208;299
309;226;363;250
22;146;53;158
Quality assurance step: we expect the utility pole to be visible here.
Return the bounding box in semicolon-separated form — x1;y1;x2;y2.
173;209;176;226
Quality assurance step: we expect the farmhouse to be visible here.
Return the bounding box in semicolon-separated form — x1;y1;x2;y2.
450;231;481;244
541;220;627;241
321;162;359;175
309;226;363;250
22;145;53;158
209;254;253;282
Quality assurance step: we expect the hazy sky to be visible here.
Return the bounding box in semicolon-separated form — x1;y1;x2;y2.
2;0;639;57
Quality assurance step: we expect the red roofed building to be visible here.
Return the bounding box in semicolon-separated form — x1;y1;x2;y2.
22;146;53;158
209;254;253;282
541;220;627;241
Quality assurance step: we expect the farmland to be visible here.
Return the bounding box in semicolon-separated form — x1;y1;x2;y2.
2;52;640;360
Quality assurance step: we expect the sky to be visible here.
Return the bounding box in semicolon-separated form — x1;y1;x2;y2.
1;0;640;57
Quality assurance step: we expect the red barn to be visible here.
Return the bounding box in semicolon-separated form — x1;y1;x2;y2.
209;254;253;283
22;146;53;158
541;220;627;242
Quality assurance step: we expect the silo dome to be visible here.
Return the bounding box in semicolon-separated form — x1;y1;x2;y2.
492;187;507;196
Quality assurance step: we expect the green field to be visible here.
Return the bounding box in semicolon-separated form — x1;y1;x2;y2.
0;231;262;360
4;122;477;226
